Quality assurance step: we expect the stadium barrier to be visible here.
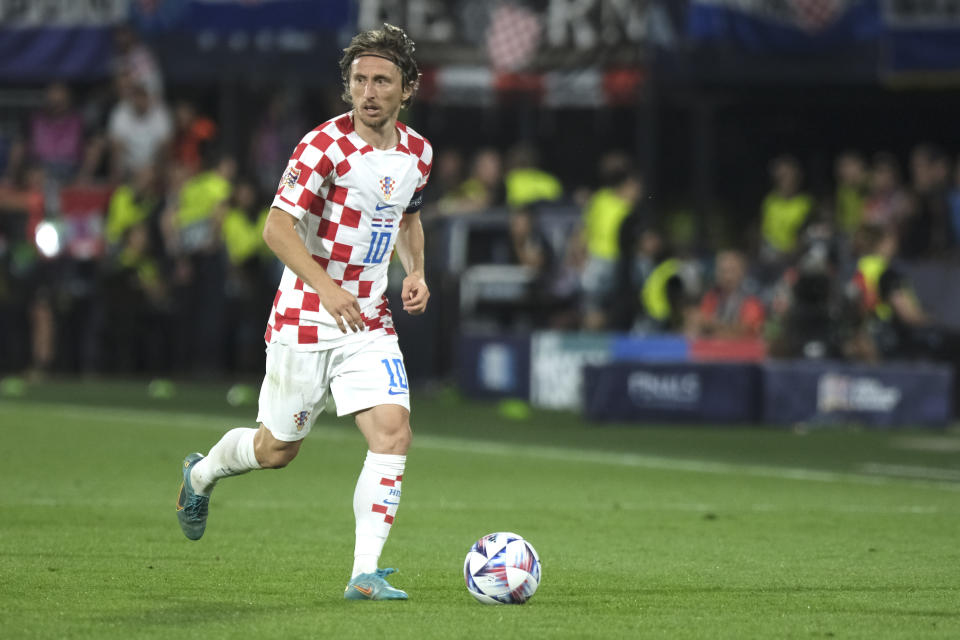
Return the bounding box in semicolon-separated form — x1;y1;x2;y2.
761;360;953;428
455;334;531;400
582;362;760;423
457;332;954;426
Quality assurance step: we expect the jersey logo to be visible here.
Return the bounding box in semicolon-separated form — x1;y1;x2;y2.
293;410;310;431
375;202;395;211
282;166;300;189
379;176;395;200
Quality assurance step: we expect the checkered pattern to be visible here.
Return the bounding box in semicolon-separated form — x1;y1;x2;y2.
372;474;402;525
485;2;542;72
265;112;432;348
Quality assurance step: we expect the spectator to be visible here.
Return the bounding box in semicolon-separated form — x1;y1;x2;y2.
760;155;814;266
849;224;929;358
113;24;164;99
0;164;47;374
26;82;85;184
165;152;235;373
687;249;765;339
637;251;699;334
172;99;217;176
439;147;504;215
609;225;659;330
581;152;642;330
220;179;272;372
504;143;562;210
768;227;858;360
901;143;951;258
105;165;161;248
508;208;550;274
108;82;173;181
834;151;868;236
101;223;169;372
862;152;911;231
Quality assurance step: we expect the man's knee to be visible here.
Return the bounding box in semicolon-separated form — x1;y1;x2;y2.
254;425;302;468
256;446;298;469
388;421;413;453
368;418;412;454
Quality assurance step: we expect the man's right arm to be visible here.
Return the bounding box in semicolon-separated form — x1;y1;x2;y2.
262;206;364;333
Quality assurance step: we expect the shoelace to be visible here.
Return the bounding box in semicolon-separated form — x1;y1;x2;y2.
184;495;209;519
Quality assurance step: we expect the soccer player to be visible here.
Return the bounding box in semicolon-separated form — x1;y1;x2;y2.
175;24;432;601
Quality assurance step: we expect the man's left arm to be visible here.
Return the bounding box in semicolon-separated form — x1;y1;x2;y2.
395;211;429;315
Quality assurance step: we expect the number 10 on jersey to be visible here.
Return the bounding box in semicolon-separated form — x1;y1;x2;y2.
364;231;392;264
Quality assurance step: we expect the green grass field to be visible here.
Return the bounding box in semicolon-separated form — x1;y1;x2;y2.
2;379;960;638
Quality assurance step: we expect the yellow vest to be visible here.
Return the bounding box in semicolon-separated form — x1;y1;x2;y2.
106;185;152;245
222;208;269;265
835;185;863;234
583;188;632;260
761;192;813;253
642;258;679;322
504;168;562;209
856;255;892;321
177;171;231;228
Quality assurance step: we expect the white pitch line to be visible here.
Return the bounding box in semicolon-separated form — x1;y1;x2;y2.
858;463;960;482
4;402;960;492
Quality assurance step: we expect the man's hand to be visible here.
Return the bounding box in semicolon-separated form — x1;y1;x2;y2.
401;274;430;315
319;282;365;333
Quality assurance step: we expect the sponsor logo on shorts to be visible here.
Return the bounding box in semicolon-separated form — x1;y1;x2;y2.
387;389;408;396
383;499;400;506
293;410;310;431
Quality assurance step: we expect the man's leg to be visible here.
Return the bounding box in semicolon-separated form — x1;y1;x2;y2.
344;404;411;600
176;424;302;540
193;424;303;491
177;343;327;540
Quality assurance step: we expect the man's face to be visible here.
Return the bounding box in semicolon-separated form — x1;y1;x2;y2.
349;55;410;130
716;252;744;291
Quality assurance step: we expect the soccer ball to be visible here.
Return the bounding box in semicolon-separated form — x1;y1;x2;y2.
463;532;541;604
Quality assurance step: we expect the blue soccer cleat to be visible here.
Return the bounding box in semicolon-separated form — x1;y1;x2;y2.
344;568;409;600
176;453;209;540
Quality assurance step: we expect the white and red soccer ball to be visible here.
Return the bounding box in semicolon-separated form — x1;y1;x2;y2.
463;532;541;605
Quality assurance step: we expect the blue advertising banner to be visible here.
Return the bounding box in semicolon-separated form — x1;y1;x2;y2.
882;3;960;74
688;0;882;53
0;0;128;80
582;362;760;423
762;361;953;427
456;334;531;400
611;335;689;363
131;0;351;32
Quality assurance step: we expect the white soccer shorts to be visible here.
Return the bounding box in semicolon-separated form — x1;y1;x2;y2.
255;332;411;442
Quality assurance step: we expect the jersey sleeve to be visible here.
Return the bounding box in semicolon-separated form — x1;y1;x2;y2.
415;139;433;192
404;135;432;214
271;129;336;220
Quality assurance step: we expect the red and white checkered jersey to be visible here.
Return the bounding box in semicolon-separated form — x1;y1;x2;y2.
264;112;432;349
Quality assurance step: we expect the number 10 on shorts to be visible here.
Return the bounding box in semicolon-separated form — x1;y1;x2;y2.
382;358;408;394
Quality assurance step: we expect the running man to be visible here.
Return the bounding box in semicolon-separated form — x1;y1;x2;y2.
176;24;432;601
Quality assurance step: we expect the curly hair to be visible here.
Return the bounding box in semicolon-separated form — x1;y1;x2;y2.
339;24;420;108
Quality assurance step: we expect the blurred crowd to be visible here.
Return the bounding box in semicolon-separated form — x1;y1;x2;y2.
2;27;960;379
430;142;960;374
0;28;283;377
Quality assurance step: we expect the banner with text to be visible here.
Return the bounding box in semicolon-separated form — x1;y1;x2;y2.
583;362;760;423
762;361;953;427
